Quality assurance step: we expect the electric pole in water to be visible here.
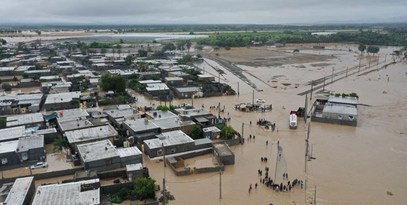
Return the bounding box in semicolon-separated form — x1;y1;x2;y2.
252;90;254;104
219;167;222;199
241;123;244;139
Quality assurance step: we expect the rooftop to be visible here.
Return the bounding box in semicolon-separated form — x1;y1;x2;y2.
16;135;44;153
104;106;137;119
214;143;233;156
6;113;44;127
323;103;358;116
77;140;118;163
152;117;195;130
58;119;94;132
123;119;159;133
0;126;26;142
126;163;143;172
203;126;221;133
117;146;142;158
44;92;81;105
0;140;18;154
65;125;118;144
56;108;89;122
145;110;177;120
328;96;358;105
144;130;194;149
175;108;212;118
174;87;201;93
2;176;34;205
31;179;100;205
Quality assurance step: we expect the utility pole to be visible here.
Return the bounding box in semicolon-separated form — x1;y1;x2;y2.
305;122;310;173
241;123;244;139
314;186;317;205
252;90;254;104
358;57;361;72
191;94;194;108
237;82;240;96
304;94;308;123
274;144;278;182
322;77;325;91
162;142;166;205
346;66;348;77
310;80;313;100
218;102;221;118
219;167;222;199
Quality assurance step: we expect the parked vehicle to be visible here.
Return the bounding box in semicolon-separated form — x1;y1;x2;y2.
289;111;298;129
256;98;266;103
31;162;48;169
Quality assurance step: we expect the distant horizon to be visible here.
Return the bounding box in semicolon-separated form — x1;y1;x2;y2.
1;0;406;28
1;22;407;29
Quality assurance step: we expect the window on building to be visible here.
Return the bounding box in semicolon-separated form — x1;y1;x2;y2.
338;115;343;120
157;149;163;156
349;115;354;120
171;148;176;153
1;158;7;165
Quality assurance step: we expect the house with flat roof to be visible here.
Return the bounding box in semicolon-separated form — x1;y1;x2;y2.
0;93;43;115
0;176;35;205
122;119;160;144
77;140;142;171
145;83;170;97
145;110;177;120
41;81;72;94
65;125;118;150
104;104;140;126
55;108;89;122
0;135;45;167
312;96;358;126
0;126;26;142
173;86;202;99
152;117;196;134
143;130;196;158
6;113;44;128
57;119;94;133
175;108;221;127
43;91;81;111
31;179;100;205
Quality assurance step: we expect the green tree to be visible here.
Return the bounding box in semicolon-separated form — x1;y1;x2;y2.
53;136;67;151
100;74;126;93
178;54;193;64
194;44;203;51
0;38;6;45
0;117;6;128
101;48;107;54
125;55;135;66
2;83;12;91
138;49;148;57
367;46;380;55
186;40;192;51
132;177;156;200
218;125;235;140
358;44;366;54
156;105;170;111
190;125;203;139
161;43;176;52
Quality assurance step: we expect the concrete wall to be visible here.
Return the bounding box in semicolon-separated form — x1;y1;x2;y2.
120;155;143;167
311;116;357;127
84;156;122;172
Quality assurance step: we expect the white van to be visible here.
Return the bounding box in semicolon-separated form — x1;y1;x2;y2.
289;112;298;129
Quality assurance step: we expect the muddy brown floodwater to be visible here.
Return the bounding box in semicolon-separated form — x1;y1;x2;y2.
135;44;407;205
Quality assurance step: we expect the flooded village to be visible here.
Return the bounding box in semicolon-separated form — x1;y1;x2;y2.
0;27;406;205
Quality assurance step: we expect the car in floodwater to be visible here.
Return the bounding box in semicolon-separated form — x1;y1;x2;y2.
256;98;266;103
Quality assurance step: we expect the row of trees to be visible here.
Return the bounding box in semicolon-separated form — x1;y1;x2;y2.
197;30;407;48
358;44;380;55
